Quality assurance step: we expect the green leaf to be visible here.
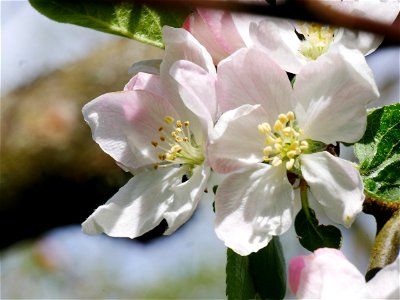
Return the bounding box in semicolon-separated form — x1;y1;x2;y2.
295;208;342;252
226;248;255;300
226;237;286;300
354;103;400;201
248;237;286;300
28;0;191;48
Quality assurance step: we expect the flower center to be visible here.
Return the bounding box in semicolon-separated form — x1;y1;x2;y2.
297;23;336;60
258;111;308;170
151;115;204;169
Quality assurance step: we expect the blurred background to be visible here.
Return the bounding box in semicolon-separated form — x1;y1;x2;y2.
1;1;399;299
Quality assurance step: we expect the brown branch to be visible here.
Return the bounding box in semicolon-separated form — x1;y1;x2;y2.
130;0;400;44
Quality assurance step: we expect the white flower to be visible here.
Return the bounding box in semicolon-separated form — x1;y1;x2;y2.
81;26;218;238
208;46;379;255
250;0;400;73
289;248;400;299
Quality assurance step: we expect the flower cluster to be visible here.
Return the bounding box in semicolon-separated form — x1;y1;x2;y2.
82;0;398;297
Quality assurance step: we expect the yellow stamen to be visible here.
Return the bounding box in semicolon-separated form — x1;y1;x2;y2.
164;116;175;124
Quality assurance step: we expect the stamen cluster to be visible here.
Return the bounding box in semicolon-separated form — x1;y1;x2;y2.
258;111;308;170
297;23;336;60
151;116;204;168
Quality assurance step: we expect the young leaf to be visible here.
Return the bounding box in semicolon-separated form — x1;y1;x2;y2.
354;103;400;202
226;237;286;300
226;248;256;300
28;0;191;48
248;236;286;300
295;208;342;252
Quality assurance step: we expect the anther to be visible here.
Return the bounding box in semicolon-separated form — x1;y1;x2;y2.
274;120;284;131
274;143;283;151
171;145;182;153
151;141;158;147
176;120;182;128
300;141;309;150
282;127;292;136
272;157;282;167
184;121;189;127
265;136;275;145
287;111;295;121
287;150;297;159
286;159;295;170
160;136;166;141
278;114;288;124
164;116;174;124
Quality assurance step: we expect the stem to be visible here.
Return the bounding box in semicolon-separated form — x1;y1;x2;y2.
299;179;321;236
365;209;400;281
299;179;310;216
363;194;400;234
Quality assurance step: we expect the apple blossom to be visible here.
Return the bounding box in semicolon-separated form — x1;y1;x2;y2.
81;26;218;239
208;46;379;255
250;0;400;73
289;248;400;299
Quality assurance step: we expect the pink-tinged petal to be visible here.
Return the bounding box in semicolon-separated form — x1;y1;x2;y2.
250;18;306;74
82;90;179;170
82;166;184;238
217;48;293;116
169;60;217;132
161;26;215;76
124;72;164;97
365;255;400;299
184;10;230;64
208;104;266;173
301;152;364;228
198;9;245;54
288;256;306;294
295;248;366;299
164;164;211;234
127;59;161;77
294;47;379;144
215;164;296;256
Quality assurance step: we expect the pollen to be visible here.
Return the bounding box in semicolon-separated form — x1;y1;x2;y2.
297;22;336;60
164;116;175;124
258;111;308;170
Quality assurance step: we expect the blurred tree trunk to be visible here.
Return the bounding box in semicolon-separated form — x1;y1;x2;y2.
1;39;163;249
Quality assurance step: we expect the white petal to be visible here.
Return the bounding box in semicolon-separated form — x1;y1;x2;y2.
294;46;379;144
217;47;293;116
327;0;400;55
250;18;306;74
82;166;183;238
161;26;215;76
215;164;296;256
208;104;266;173
169;60;217;131
231;11;265;46
301;152;364;228
365;255;400;299
164;165;211;234
82;91;179;170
